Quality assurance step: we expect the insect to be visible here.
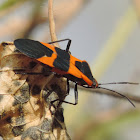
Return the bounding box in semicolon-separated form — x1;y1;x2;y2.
14;39;138;107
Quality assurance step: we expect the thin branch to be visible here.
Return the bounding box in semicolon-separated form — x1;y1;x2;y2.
48;0;59;47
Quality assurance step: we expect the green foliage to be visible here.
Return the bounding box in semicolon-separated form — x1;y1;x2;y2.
0;0;26;11
85;110;140;140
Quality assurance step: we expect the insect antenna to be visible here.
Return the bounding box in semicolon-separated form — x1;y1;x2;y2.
97;86;135;107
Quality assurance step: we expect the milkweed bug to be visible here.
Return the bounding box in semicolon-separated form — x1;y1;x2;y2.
14;39;138;107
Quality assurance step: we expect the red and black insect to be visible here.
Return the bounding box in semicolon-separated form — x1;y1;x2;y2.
14;39;138;107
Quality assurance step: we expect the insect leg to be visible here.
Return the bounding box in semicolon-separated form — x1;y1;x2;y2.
50;82;78;106
48;39;72;52
74;82;78;105
66;79;70;95
0;69;43;75
15;71;44;75
14;69;52;76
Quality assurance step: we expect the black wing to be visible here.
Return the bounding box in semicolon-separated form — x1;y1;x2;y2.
53;47;70;72
75;61;94;81
14;39;53;59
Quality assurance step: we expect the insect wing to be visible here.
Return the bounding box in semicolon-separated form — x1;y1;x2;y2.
14;39;53;59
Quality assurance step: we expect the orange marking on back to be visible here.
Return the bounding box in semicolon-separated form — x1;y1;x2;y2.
41;42;56;52
70;55;83;64
81;73;93;86
37;42;57;67
39;42;94;86
67;55;93;86
37;52;56;67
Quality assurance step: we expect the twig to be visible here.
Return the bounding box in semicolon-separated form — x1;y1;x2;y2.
48;0;59;47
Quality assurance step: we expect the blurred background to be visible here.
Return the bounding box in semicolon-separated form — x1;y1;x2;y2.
0;0;140;140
